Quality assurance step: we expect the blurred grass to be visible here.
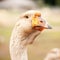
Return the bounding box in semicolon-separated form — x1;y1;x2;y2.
0;9;60;60
0;26;12;43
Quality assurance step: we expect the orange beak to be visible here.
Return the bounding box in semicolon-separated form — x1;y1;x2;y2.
32;13;52;31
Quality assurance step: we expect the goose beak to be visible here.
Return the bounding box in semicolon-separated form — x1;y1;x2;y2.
45;24;52;29
32;17;52;31
32;12;52;31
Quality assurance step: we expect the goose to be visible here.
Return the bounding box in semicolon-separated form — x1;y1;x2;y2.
44;48;60;60
10;10;52;60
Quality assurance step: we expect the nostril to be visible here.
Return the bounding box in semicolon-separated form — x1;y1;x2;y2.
40;21;43;23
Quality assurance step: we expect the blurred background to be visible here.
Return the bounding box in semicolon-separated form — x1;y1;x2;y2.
0;0;60;60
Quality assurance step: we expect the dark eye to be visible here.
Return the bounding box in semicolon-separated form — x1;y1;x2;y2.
40;21;43;23
25;16;29;18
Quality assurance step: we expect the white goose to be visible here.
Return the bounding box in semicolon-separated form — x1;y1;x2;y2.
44;48;60;60
10;10;52;60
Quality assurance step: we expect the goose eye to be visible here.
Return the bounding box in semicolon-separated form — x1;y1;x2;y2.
25;16;29;18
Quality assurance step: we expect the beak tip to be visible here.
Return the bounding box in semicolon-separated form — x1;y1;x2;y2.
47;25;52;29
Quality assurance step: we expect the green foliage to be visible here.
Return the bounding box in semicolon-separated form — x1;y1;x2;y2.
33;0;60;6
56;0;60;6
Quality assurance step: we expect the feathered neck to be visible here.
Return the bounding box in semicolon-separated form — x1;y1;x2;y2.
10;24;40;60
